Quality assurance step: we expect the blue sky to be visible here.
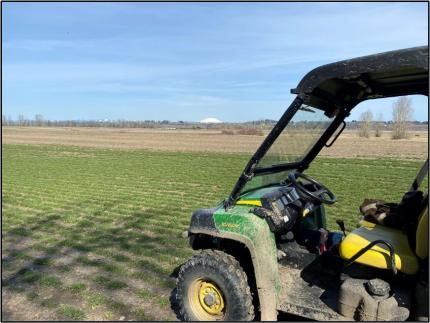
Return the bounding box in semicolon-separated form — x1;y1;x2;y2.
2;2;428;122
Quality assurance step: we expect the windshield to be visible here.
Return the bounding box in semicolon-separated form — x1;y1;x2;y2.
240;104;334;194
257;104;334;168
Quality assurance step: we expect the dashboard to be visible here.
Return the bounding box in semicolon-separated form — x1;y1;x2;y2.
252;185;311;233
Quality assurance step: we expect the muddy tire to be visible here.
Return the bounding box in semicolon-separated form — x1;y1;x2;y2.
176;249;255;321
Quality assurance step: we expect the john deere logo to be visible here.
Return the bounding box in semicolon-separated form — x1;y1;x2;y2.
219;222;240;228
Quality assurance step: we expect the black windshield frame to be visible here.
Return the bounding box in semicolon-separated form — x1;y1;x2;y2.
223;97;350;208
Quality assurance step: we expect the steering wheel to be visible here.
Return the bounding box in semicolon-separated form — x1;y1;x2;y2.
288;171;336;205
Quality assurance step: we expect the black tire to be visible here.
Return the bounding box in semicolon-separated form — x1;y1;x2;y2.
176;249;255;321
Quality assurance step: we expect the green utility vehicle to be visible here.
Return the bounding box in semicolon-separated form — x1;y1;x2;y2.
175;46;429;321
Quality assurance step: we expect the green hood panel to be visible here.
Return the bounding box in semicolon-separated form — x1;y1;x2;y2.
235;185;283;207
239;186;280;200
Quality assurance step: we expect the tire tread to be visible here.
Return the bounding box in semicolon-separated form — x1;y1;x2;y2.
176;249;255;321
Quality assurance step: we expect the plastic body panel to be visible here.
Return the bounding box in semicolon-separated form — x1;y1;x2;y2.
339;221;418;275
189;203;280;321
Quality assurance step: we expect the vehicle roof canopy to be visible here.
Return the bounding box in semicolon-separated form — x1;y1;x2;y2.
291;46;428;114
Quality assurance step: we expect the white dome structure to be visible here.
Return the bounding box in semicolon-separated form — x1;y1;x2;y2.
200;117;223;124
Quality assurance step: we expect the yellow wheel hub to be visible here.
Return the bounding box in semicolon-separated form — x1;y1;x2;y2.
188;278;225;320
198;281;225;314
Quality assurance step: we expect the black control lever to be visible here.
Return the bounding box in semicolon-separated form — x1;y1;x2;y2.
336;219;346;237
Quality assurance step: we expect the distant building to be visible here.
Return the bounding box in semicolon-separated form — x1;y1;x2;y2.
200;117;223;124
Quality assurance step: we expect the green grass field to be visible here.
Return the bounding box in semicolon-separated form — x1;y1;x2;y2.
2;144;427;320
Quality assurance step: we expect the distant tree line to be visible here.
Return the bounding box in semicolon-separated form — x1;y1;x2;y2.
1;114;279;129
1;114;186;128
2;114;427;130
2;98;427;136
